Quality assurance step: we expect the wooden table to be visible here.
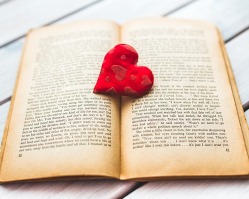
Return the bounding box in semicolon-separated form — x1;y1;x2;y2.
0;0;249;198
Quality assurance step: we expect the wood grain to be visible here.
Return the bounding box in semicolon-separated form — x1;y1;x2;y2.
57;0;193;24
0;38;24;103
1;26;249;106
0;0;196;198
125;179;249;199
0;0;193;102
245;110;249;126
169;0;249;41
0;101;10;141
0;180;136;199
0;0;100;47
0;0;249;198
1;0;249;104
226;30;249;106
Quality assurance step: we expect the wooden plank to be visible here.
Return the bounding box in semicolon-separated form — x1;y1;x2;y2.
1;0;249;104
125;179;249;199
245;110;249;125
1;26;249;106
0;101;10;141
0;0;248;198
243;101;249;111
0;38;24;103
169;0;249;41
0;0;193;103
226;30;249;105
57;0;193;24
45;0;249;109
0;0;100;46
0;0;194;198
0;0;9;5
0;180;135;199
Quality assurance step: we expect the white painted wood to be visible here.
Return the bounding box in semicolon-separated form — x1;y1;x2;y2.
0;0;193;102
0;180;135;199
57;0;193;24
125;179;249;199
169;0;249;41
0;101;10;141
0;0;195;198
226;30;249;105
1;29;249;106
0;0;9;5
1;0;249;104
245;110;249;125
0;0;99;46
0;38;25;102
0;0;249;198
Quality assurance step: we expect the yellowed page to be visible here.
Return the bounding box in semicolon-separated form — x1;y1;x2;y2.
120;18;249;179
216;28;249;157
0;20;121;182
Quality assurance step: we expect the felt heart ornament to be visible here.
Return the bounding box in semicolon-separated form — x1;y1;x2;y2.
93;44;154;97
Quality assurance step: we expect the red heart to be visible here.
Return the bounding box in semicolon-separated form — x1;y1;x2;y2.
93;44;154;97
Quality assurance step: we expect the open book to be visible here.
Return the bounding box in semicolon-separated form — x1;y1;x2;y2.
1;17;249;183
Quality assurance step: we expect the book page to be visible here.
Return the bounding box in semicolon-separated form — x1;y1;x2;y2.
216;28;249;158
0;20;121;182
120;18;249;179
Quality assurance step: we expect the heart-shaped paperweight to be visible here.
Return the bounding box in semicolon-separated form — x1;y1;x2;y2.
93;44;154;97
